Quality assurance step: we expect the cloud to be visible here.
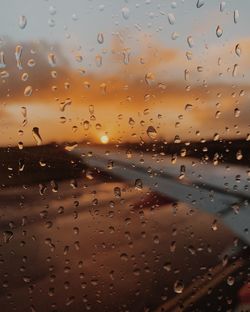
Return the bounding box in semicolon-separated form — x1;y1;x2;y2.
0;37;250;146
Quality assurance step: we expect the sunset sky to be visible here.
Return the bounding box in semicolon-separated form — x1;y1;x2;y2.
0;0;249;146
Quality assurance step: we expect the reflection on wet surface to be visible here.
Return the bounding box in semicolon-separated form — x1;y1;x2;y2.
0;175;238;312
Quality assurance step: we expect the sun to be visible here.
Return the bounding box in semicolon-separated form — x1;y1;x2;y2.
100;135;109;144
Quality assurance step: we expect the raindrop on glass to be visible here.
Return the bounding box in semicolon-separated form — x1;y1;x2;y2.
24;86;33;97
187;36;194;48
135;179;143;190
168;13;175;25
232;64;238;77
147;126;157;139
196;0;205;8
15;45;23;70
32;127;42;145
48;53;56;67
3;231;13;243
234;10;239;24
19;15;27;29
220;1;226;12
235;44;241;57
97;33;104;44
216;25;223;38
174;280;184;294
121;7;130;20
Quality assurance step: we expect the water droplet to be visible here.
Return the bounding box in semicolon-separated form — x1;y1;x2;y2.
121;7;130;20
107;160;113;170
196;0;205;8
32;127;42;145
15;45;23;70
133;268;140;276
49;5;56;15
66;296;75;306
227;276;235;286
145;72;155;85
21;106;27;118
236;150;243;160
146;126;157;139
0;51;6;68
30;305;37;312
120;253;128;261
126;149;132;158
187;36;194;48
180;148;187;157
185;104;193;111
19;15;27;29
212;219;218;231
114;186;121;198
179;166;185;179
153;235;160;244
21;72;29;81
220;1;226;12
97;33;104;44
24;86;32;96
88;104;94;114
171;32;179;40
174;280;184;294
39;184;46;195
188;245;196;255
167;13;175;25
213;133;220;141
75;54;83;63
234;107;240;117
128;117;135;126
72;13;78;21
48;53;56;67
234;10;239;24
215;111;221;119
174;135;181;143
216;25;223;38
3;231;13;243
100;82;107;94
18;141;24;150
99;4;105;11
163;262;171;271
48;18;55;27
171;1;177;9
184;69;189;81
122;49;130;64
0;70;9;79
27;58;36;67
60;116;66;124
186;51;192;61
74;241;80;251
95;54;102;67
60;98;72;112
95;123;102;130
86;170;94;180
197;66;203;72
83;120;90;130
65;143;78;151
51;180;58;193
235;43;241;57
135;179;143;190
232;64;238;77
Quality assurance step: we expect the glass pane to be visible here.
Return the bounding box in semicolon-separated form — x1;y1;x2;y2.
0;1;249;311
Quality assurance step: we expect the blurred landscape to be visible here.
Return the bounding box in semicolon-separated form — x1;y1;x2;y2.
0;144;84;187
1;136;249;188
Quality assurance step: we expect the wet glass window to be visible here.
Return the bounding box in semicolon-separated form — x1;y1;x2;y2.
0;1;250;311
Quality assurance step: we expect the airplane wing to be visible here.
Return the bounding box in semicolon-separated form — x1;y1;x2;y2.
74;145;250;244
